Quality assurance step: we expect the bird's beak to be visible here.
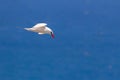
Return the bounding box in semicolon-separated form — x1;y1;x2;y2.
51;33;55;38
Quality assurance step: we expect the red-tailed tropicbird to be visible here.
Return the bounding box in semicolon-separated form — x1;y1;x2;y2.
24;23;54;38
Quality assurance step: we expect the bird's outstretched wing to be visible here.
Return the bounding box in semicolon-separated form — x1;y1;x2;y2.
32;23;47;29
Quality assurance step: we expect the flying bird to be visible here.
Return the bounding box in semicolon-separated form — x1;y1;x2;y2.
24;23;54;38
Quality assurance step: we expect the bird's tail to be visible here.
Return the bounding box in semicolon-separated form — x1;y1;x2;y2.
24;28;31;31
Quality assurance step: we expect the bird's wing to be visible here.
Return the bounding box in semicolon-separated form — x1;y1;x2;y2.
32;23;47;29
38;33;44;35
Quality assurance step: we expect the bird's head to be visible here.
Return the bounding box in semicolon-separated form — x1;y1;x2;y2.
50;32;55;38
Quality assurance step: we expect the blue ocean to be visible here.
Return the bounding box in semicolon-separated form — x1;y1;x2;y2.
0;0;120;80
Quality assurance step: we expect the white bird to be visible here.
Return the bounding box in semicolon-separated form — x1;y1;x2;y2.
24;23;54;38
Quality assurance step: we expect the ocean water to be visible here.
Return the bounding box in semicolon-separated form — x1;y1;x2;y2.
0;0;120;80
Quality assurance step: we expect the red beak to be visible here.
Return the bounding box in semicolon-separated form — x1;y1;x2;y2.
51;33;54;38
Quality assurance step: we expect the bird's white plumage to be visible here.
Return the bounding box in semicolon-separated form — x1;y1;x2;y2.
33;23;47;29
24;23;55;38
38;32;44;34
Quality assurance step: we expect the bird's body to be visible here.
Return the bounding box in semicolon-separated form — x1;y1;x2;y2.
24;23;54;38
